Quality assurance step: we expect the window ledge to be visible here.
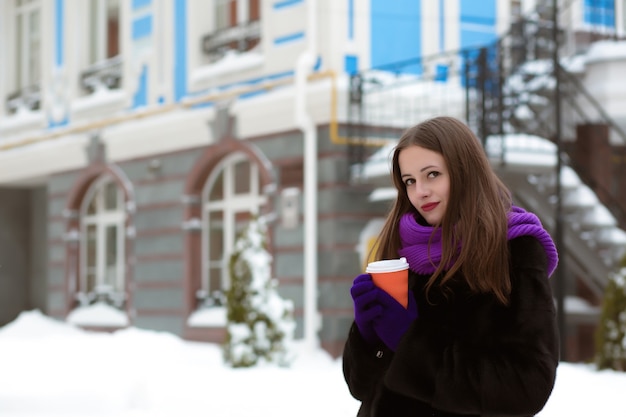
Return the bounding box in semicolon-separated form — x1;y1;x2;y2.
190;50;264;91
187;306;227;327
66;302;130;328
0;107;45;136
71;86;128;120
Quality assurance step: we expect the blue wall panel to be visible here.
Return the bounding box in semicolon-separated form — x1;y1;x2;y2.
50;0;68;128
174;0;187;101
348;0;354;40
273;0;303;9
460;0;497;49
132;0;152;10
55;0;64;67
439;0;445;52
371;0;422;73
345;55;358;75
133;65;148;109
584;0;615;28
273;32;305;45
132;15;153;40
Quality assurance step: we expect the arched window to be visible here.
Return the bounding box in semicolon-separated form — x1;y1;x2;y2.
77;174;127;307
198;152;267;308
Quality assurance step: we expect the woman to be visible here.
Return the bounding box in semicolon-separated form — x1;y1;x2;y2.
343;116;559;416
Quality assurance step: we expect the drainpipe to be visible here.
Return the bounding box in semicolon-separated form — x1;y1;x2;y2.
295;0;319;352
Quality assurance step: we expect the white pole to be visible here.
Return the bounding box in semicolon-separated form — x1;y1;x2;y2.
294;0;319;352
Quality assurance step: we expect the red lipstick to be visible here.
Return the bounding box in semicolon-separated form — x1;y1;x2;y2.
421;202;439;212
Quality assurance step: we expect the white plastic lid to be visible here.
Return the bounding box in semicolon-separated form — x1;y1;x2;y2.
365;257;409;273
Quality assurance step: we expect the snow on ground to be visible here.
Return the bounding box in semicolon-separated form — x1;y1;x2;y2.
1;310;625;417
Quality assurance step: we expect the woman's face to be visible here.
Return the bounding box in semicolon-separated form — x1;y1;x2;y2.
398;145;450;226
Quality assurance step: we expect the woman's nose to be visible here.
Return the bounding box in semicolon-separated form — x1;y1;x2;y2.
413;181;429;198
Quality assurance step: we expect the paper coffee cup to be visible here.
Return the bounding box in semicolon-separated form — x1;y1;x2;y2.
366;257;410;308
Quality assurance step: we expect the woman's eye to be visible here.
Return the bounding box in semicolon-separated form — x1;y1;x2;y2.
427;171;440;179
404;178;415;186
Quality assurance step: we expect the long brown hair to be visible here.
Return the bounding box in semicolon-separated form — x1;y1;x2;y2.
374;116;513;304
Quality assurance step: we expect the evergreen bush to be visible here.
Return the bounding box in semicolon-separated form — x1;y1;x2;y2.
594;255;626;371
222;216;295;368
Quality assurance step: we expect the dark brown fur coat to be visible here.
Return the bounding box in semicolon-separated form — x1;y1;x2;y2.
343;236;559;417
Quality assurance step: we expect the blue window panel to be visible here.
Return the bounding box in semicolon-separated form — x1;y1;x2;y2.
584;0;615;27
584;0;592;22
55;0;64;66
345;55;358;75
273;0;303;9
132;15;153;39
132;0;152;10
133;65;148;109
605;9;616;27
174;0;187;101
371;0;422;74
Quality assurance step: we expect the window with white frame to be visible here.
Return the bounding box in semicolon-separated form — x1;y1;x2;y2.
215;0;232;31
8;0;41;113
79;175;127;307
88;0;120;65
216;0;259;30
199;153;267;308
80;0;121;93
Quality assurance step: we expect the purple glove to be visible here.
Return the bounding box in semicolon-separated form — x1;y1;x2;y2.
350;274;381;344
372;288;418;351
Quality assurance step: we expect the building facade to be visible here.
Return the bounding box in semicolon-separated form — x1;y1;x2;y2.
1;0;624;359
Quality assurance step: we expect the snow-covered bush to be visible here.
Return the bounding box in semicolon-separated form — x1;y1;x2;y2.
595;260;626;372
223;216;295;368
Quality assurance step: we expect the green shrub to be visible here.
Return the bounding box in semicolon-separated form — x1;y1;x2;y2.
594;257;626;371
222;217;295;368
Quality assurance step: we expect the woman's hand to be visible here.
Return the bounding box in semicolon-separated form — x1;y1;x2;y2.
351;274;381;344
351;273;418;350
372;288;418;351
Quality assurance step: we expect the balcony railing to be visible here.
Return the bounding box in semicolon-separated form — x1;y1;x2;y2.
5;85;41;114
80;55;123;94
202;20;261;62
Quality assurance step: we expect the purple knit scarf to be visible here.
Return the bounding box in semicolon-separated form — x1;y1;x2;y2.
397;206;558;277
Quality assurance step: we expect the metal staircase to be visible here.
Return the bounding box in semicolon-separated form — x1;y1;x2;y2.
473;13;626;292
347;12;626;295
476;14;626;223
